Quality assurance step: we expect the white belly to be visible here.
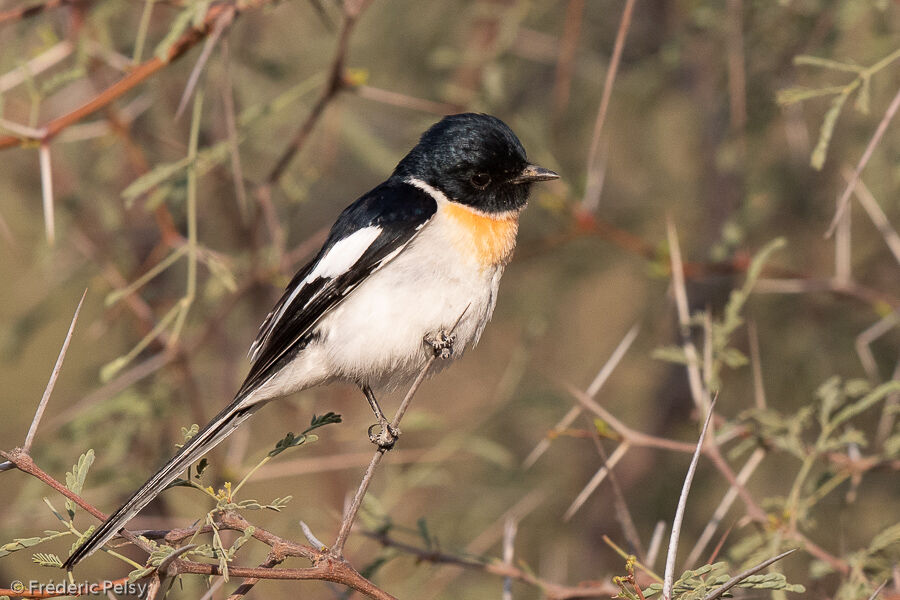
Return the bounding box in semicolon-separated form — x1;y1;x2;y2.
316;224;503;389
248;221;505;401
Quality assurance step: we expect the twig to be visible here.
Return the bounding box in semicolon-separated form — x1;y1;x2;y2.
845;170;900;266
666;218;708;411
331;356;436;555
174;7;234;119
501;518;517;600
826;84;900;238
563;442;630;521
0;40;73;93
587;417;644;557
332;304;467;555
369;530;616;599
523;322;639;468
0;0;75;24
865;580;889;600
701;548;796;600
353;85;460;115
662;397;717;600
747;321;767;409
261;0;374;189
39;144;55;246
24;290;86;452
582;0;636;208
0;1;270;150
0;448;151;553
221;37;249;221
645;521;666;569
683;447;765;568
551;0;584;116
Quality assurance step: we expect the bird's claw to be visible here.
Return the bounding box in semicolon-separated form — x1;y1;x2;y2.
367;421;400;451
425;330;456;359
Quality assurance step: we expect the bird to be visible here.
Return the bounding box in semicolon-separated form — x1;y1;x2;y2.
63;112;558;568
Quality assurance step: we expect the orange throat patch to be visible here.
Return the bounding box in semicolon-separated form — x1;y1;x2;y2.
441;202;520;269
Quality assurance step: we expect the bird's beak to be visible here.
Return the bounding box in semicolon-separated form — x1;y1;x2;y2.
509;164;560;185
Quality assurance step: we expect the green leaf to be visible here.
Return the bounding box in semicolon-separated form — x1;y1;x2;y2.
306;411;342;432
65;450;95;519
652;345;689;365
121;156;192;203
226;526;255;559
831;381;900;428
868;522;900;554
129;567;154;582
416;517;433;550
811;92;848;170
793;55;864;73
32;552;63;567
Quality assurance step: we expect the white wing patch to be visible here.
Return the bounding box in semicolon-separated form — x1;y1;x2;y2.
249;226;382;361
307;226;384;280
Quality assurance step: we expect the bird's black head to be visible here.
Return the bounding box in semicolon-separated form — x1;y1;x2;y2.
393;113;558;214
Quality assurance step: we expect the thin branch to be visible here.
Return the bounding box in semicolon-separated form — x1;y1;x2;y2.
24;289;87;452
501;518;517;600
368;531;616;599
174;7;234;119
662;397;717;600
645;521;666;569
523;322;639;468
865;580;889;600
666;218;708;411
260;0;374;189
0;1;271;150
683;447;765;568
582;0;636;208
845;170;900;266
588;421;644;558
39;143;55;246
826;84;900;237
0;0;77;25
331;355;436;555
0;40;73;94
332;304;467;555
563;441;630;521
0;448;151;554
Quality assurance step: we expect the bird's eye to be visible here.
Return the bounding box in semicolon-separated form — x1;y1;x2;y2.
470;172;491;189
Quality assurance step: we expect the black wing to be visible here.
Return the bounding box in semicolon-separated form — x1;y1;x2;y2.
238;179;437;399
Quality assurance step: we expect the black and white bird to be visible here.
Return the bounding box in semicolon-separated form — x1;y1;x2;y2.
64;112;558;567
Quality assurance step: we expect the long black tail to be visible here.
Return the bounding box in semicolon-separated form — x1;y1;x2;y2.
63;397;264;568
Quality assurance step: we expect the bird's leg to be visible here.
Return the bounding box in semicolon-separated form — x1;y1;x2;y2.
362;384;399;451
424;329;456;359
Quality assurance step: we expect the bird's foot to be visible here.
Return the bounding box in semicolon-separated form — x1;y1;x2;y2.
367;419;400;451
425;330;456;359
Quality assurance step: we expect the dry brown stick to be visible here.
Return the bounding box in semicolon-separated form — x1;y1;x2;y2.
332;304;469;556
0;1;263;150
0;448;152;554
586;415;645;559
23;290;86;452
260;0;374;188
551;0;584;117
331;353;437;555
367;530;616;600
826;83;900;237
582;0;636;208
1;449;396;598
0;0;77;25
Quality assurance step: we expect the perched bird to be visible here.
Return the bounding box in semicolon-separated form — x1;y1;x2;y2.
64;112;558;567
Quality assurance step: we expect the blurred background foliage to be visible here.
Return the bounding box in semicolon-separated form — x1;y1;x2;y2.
0;0;898;598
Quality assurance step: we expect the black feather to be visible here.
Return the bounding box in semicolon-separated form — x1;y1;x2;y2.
239;179;437;398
